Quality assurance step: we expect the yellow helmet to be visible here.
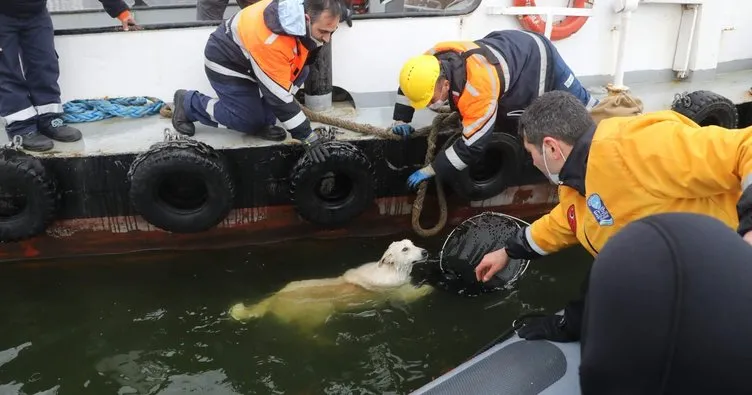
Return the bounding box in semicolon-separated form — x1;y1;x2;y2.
399;55;440;110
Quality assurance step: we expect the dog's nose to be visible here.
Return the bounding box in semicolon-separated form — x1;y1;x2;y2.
421;249;428;257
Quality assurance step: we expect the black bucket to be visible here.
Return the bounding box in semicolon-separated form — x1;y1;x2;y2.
438;212;531;297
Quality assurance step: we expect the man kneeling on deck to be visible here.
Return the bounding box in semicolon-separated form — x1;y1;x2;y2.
475;90;752;343
172;0;345;164
391;29;599;189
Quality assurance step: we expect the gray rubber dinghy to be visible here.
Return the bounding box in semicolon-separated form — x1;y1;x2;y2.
411;324;581;394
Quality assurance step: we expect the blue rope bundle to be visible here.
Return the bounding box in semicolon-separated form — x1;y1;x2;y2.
62;97;165;123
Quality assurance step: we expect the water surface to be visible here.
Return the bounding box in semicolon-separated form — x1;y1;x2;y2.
0;233;591;394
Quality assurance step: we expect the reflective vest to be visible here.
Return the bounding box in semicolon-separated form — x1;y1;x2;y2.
209;0;313;139
393;30;556;178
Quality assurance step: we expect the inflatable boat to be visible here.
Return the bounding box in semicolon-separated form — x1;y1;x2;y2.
411;321;581;394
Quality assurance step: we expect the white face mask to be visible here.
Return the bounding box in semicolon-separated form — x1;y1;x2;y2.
541;142;567;185
307;21;324;47
428;99;447;111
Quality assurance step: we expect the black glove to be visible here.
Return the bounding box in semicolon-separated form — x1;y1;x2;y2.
303;134;330;164
516;313;579;343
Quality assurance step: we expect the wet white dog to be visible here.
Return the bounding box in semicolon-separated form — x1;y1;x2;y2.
228;239;434;331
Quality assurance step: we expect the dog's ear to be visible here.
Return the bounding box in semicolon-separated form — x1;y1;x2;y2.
378;252;394;267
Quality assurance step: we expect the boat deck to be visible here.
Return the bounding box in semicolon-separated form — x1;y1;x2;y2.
1;69;750;158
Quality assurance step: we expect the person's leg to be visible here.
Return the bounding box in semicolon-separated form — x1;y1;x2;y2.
580;212;752;395
196;0;230;21
177;74;286;141
0;12;53;151
19;9;81;143
173;33;287;141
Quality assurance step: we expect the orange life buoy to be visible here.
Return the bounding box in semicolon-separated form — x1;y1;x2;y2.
513;0;592;41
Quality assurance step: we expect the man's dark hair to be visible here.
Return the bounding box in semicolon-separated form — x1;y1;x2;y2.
519;90;595;147
304;0;344;22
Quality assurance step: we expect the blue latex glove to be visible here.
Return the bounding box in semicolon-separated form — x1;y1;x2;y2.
392;122;415;139
407;165;436;190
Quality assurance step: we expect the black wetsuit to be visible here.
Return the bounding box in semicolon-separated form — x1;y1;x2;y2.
579;212;752;394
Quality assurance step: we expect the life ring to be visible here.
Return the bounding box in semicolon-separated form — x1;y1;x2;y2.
671;90;739;129
514;0;592;41
450;132;525;201
127;139;235;233
0;147;57;242
290;141;374;227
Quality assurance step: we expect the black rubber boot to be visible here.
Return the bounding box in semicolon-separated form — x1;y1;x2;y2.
172;89;196;136
255;125;287;142
16;131;54;152
38;117;82;142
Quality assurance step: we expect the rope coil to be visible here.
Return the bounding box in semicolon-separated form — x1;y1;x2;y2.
62;97;165;123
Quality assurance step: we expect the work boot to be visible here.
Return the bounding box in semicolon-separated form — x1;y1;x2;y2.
15;131;54;152
172;89;195;136
255;125;287;142
39;117;82;142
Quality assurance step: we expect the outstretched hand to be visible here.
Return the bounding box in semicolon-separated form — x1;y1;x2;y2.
474;248;510;282
744;231;752;246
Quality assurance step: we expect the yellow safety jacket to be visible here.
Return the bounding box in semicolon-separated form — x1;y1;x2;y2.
506;110;752;259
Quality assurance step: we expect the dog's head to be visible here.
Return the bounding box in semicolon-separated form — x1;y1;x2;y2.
378;239;428;275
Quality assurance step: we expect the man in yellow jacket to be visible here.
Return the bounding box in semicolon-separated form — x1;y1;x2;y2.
474;90;752;342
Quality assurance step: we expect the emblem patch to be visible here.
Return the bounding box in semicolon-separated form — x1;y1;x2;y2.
586;193;614;226
566;204;577;233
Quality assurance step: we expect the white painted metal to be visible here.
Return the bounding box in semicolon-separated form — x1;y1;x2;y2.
672;4;700;79
2;0;742;157
640;0;703;4
46;0;750;109
611;0;639;90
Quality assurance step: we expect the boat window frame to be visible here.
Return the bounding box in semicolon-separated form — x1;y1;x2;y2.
51;0;483;36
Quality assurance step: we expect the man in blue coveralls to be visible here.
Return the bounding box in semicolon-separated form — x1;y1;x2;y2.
0;0;137;152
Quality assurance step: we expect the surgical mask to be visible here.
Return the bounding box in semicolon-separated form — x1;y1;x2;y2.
307;20;324;47
541;142;567;185
428;99;447;111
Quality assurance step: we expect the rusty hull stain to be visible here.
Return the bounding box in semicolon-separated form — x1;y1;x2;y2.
0;185;559;263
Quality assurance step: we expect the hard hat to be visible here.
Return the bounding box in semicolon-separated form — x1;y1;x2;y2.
399;55;441;110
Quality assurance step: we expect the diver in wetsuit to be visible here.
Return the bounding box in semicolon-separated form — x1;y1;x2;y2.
579;212;752;394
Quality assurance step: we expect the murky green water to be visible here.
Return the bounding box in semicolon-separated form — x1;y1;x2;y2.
0;232;591;394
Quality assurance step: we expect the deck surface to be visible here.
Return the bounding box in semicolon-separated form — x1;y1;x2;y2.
1;69;750;158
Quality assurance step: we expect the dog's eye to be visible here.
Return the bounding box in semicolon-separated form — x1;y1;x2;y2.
402;247;408;252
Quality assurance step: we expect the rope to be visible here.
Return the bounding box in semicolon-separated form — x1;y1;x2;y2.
299;103;461;237
159;99;461;237
62;97;165;123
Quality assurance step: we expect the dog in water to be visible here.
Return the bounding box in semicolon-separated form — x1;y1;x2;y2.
229;239;434;331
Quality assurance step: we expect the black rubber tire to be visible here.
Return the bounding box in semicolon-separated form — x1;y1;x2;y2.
450;132;525;201
671;90;739;128
0;148;57;242
290;141;374;227
128;145;235;233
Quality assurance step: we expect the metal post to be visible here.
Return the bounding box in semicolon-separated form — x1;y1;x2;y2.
304;41;333;112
